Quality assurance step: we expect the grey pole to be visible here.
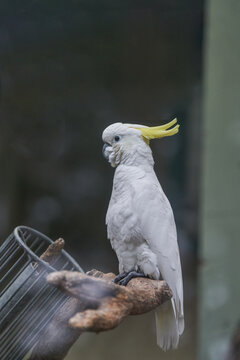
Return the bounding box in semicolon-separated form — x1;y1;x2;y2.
199;1;240;359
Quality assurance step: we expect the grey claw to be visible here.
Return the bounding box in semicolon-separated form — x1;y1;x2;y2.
117;271;147;286
113;272;128;284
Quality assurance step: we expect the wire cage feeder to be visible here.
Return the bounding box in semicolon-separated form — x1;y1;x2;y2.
0;226;83;360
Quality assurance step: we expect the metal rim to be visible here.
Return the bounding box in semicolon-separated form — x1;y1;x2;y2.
13;226;83;273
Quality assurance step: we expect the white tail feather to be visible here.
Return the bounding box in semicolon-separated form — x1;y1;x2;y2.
155;299;180;351
178;315;185;335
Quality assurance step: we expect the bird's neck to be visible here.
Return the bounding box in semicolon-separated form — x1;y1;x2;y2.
119;144;154;169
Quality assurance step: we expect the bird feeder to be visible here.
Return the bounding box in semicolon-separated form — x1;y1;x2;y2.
0;226;83;360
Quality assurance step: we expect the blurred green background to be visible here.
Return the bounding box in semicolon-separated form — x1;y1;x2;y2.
0;0;239;359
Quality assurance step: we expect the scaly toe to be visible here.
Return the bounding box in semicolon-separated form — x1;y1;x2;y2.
113;272;128;284
118;271;147;286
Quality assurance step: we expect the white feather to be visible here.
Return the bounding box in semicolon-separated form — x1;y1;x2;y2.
155;299;179;351
103;122;184;350
133;171;184;329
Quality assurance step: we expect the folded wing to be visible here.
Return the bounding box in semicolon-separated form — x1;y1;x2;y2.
133;179;184;335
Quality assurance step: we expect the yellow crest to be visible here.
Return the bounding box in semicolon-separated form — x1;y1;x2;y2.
135;118;179;145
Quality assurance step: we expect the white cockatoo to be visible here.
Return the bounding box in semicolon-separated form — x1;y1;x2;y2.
102;119;184;351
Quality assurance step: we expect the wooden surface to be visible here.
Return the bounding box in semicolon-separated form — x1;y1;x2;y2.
29;241;172;360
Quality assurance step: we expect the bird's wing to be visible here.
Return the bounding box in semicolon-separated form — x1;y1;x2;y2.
133;176;184;324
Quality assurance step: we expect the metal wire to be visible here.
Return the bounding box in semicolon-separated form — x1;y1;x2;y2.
0;226;83;360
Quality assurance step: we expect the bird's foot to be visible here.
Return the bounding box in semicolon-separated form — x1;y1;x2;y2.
114;271;148;286
113;272;128;284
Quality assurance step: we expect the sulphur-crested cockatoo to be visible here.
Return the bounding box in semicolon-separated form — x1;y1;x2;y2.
102;119;184;351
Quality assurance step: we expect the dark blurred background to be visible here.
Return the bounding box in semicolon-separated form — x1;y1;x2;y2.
0;1;204;359
0;0;202;269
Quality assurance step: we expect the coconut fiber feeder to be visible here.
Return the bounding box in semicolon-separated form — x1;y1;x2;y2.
0;226;83;360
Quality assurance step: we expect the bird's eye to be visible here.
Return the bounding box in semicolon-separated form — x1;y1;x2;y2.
114;135;121;142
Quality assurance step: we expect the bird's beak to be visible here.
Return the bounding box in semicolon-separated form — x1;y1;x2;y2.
102;143;110;160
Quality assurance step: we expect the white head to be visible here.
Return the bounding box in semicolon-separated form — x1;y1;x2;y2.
102;119;179;168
